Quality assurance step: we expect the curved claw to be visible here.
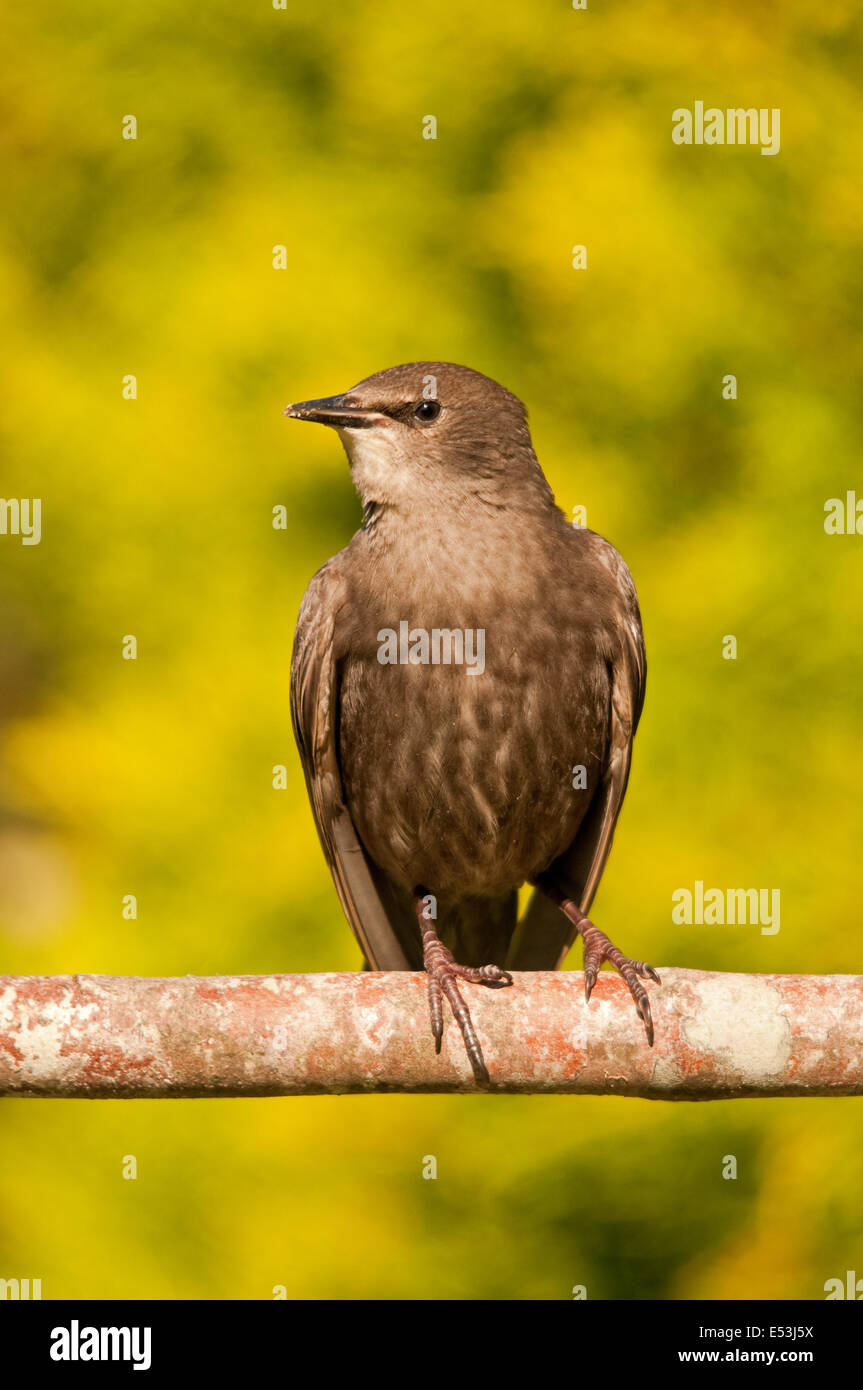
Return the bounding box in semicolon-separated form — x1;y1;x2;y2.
635;993;654;1048
426;975;444;1054
471;1057;491;1086
479;967;512;988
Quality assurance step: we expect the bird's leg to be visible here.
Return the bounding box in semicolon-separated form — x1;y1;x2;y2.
531;875;661;1046
414;888;513;1085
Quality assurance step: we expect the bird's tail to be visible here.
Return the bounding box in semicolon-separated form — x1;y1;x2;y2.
356;872;518;972
439;892;519;969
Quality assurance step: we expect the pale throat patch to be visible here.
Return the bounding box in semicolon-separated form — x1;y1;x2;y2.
337;423;412;506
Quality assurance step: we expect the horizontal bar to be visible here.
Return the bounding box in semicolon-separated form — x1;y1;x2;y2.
0;970;860;1098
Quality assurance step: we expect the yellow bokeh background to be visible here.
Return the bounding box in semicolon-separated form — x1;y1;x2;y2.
1;0;862;1298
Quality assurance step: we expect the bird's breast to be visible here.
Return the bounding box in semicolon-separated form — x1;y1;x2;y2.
338;604;610;898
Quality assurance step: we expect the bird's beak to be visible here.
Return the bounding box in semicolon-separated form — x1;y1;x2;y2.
283;393;385;430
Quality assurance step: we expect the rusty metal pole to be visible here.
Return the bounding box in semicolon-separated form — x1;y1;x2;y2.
0;969;861;1098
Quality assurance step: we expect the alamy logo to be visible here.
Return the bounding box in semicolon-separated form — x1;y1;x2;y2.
0;498;41;545
672;102;780;156
377;621;485;676
672;881;780;935
50;1321;152;1371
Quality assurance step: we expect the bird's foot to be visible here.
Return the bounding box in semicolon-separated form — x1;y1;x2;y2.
532;876;660;1046
580;920;660;1046
415;894;512;1084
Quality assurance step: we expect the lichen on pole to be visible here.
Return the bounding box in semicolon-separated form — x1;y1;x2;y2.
0;969;860;1099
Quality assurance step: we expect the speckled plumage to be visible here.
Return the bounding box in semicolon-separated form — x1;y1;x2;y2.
288;363;652;1068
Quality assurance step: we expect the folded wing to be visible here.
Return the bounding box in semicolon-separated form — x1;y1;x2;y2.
290;559;417;970
506;536;646;970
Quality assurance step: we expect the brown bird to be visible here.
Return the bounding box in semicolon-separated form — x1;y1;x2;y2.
286;362;659;1083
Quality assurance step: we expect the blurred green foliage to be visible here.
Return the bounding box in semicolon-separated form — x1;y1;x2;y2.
1;0;862;1299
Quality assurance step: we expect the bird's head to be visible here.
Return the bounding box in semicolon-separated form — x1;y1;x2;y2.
284;361;552;515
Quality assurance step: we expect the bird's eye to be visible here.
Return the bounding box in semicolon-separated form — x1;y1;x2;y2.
414;400;441;423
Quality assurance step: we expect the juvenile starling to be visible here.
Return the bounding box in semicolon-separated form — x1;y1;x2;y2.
287;362;659;1083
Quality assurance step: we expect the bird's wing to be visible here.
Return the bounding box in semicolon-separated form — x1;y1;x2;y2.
291;558;415;970
506;536;646;971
